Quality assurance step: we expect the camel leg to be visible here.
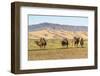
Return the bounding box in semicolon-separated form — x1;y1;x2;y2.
77;44;78;48
44;45;45;48
67;44;68;48
76;43;77;48
40;45;42;48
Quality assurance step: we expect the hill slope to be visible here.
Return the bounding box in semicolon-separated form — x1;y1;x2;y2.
29;29;87;39
28;23;88;39
29;22;88;32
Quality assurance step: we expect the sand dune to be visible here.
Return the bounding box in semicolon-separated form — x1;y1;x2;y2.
29;29;88;39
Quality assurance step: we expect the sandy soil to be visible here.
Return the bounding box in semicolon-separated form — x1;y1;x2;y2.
28;48;88;60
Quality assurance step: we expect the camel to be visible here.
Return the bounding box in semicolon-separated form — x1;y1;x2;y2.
61;38;69;48
34;38;47;48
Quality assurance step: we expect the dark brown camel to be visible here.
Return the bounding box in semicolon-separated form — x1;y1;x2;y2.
34;37;47;48
73;36;80;47
73;37;84;48
79;37;84;47
61;38;69;48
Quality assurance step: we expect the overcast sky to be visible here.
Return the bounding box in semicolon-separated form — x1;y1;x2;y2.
28;15;88;26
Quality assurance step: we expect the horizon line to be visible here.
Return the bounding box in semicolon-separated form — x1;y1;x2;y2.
28;22;88;27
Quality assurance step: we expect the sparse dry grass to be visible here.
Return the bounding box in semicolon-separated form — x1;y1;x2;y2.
28;39;87;50
28;48;88;60
28;39;88;60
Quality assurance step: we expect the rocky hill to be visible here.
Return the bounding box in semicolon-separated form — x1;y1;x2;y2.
28;23;88;39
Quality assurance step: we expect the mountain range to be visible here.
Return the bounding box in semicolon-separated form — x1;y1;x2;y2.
28;22;88;39
28;22;88;32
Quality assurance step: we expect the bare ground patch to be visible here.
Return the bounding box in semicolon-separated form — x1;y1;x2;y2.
28;48;88;60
